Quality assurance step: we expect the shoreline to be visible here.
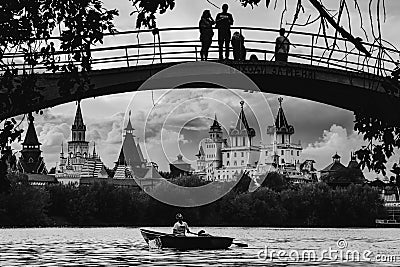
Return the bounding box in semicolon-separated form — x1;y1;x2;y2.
0;223;387;230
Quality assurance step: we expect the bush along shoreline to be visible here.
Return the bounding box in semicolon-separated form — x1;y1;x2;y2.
0;173;386;228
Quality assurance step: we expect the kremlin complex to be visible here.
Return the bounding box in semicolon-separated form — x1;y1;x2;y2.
3;97;369;188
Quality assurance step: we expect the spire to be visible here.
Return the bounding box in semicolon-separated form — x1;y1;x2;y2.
234;101;255;138
60;142;64;157
235;101;249;131
22;113;41;146
72;101;86;131
115;110;144;170
195;145;205;158
274;97;294;135
116;147;126;165
125;110;134;134
210;114;222;131
92;142;97;157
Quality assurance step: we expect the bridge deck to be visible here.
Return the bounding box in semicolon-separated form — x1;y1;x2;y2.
1;27;399;124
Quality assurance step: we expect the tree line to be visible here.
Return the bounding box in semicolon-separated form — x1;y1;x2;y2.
0;173;386;228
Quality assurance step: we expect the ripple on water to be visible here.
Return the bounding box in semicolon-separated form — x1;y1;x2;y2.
0;227;400;266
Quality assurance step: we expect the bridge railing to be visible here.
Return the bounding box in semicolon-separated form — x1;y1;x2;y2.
2;26;399;77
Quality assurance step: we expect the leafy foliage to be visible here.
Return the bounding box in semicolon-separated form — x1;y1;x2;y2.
354;112;400;175
170;175;210;187
0;0;118;110
130;0;175;28
260;171;288;191
0;173;387;227
0;0;118;190
320;168;365;185
0;119;23;192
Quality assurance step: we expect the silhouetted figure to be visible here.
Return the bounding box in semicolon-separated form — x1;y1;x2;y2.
199;10;215;61
231;31;246;61
215;4;234;60
249;54;258;61
275;28;290;62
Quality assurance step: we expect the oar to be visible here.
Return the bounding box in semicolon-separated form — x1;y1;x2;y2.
193;230;248;247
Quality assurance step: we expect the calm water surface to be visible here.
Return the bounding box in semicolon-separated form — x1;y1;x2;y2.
0;227;399;266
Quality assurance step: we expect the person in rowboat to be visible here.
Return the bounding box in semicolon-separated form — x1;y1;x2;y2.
173;213;194;236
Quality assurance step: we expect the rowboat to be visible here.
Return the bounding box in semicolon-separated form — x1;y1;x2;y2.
140;228;234;250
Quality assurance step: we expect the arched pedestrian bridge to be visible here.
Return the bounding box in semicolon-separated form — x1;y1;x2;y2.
1;27;399;125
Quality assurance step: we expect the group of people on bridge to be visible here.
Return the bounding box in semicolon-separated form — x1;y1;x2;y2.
199;4;290;62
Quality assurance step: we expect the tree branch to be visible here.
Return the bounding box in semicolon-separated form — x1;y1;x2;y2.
307;0;371;57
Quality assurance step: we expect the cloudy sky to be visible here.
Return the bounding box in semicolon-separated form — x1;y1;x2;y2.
11;0;400;178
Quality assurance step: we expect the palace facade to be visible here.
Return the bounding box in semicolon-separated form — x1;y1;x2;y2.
195;98;317;183
56;101;107;184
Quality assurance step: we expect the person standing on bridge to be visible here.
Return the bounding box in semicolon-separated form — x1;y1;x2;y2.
199;10;215;61
231;31;246;61
275;28;290;62
215;4;234;60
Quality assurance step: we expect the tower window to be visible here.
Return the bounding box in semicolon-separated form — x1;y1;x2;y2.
243;137;246;146
281;150;284;156
291;150;293;156
241;160;244;165
297;151;300;156
227;153;230;158
234;161;237;166
234;152;237;157
265;151;268;156
241;152;244;157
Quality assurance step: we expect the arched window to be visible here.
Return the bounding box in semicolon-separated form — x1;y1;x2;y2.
234;161;237;166
234;152;237;157
243;137;246;146
241;152;244;157
227;161;230;166
241;160;244;165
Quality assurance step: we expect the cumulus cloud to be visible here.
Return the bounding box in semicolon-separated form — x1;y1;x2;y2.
302;124;399;180
302;124;367;169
